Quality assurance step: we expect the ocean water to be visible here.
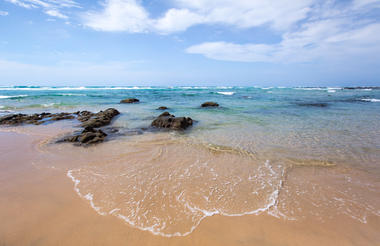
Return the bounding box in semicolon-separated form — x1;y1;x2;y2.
1;86;380;236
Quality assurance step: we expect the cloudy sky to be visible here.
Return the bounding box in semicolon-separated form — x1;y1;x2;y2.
0;0;380;86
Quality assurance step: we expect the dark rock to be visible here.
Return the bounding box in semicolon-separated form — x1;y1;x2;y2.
159;111;174;117
50;113;75;121
157;106;168;110
63;127;107;145
81;108;120;128
297;103;328;108
151;112;193;130
201;102;219;107
0;112;74;125
120;98;139;103
76;111;95;122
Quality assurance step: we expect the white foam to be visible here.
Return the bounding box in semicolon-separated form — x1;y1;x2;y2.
362;98;380;102
66;160;286;238
327;90;336;93
294;87;325;91
42;103;58;107
217;91;235;96
57;93;86;96
0;95;28;99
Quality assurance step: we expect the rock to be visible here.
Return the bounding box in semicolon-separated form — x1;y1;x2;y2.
0;112;74;125
201;102;219;107
81;108;120;128
63;126;107;145
157;106;168;110
158;111;174;117
120;98;139;103
50;112;75;121
297;103;328;108
76;111;95;122
151;112;193;130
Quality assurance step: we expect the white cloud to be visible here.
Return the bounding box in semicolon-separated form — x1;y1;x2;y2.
82;0;314;33
186;20;380;63
0;11;9;16
45;9;68;19
83;0;150;32
6;0;79;19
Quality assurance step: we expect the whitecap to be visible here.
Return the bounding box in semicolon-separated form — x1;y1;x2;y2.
217;91;235;96
0;95;28;99
362;98;380;102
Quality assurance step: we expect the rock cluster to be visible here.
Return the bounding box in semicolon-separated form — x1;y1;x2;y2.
62;108;120;145
0;112;75;125
151;112;193;130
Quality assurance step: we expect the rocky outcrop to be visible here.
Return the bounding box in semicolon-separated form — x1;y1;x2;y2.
0;112;74;125
120;98;139;103
151;112;193;130
0;108;120;145
80;108;120;128
201;102;219;107
157;106;168;110
62;127;107;145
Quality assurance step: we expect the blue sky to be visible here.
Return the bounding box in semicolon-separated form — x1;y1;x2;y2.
0;0;380;86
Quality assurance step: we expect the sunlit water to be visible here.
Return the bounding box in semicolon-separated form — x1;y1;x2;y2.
1;86;380;236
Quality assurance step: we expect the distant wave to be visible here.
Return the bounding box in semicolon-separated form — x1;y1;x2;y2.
217;91;235;96
0;95;28;99
0;86;158;91
54;93;87;96
361;98;380;102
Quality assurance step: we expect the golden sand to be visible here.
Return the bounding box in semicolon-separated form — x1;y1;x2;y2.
0;128;379;246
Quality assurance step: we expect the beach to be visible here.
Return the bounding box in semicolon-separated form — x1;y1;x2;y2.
1;86;380;245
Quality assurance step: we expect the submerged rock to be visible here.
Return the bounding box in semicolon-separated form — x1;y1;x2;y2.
120;98;140;103
297;103;328;108
151;111;193;130
201;102;219;107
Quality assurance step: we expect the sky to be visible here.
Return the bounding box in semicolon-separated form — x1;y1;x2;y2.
0;0;380;86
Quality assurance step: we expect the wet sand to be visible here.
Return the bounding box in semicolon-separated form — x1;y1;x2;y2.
1;129;380;246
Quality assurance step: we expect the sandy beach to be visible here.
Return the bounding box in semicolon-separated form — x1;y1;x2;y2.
1;124;379;246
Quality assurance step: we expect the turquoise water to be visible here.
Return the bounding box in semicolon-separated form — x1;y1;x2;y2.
1;86;380;172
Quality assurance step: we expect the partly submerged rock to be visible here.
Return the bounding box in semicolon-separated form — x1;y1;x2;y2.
120;98;140;103
151;111;193;130
157;106;168;110
201;102;219;107
80;108;120;128
63;127;107;145
0;112;74;125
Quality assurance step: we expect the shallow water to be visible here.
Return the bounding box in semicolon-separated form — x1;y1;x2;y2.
1;86;380;238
